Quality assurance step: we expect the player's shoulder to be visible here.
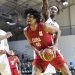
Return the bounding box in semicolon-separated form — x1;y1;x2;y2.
24;26;29;32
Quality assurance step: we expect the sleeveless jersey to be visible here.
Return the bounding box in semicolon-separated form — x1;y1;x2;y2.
24;23;54;51
8;56;18;69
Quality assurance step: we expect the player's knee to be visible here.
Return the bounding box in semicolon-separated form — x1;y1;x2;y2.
66;69;72;75
64;70;71;75
60;63;72;75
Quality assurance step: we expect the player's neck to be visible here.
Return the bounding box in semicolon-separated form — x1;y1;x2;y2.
50;15;56;21
30;23;38;31
51;17;56;22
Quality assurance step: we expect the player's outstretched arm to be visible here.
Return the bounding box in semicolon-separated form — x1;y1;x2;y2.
42;0;49;21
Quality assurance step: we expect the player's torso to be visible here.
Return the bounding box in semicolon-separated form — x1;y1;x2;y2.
8;56;17;68
27;23;54;50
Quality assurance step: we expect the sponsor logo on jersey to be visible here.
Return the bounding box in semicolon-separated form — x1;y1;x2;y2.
32;37;41;43
32;37;41;47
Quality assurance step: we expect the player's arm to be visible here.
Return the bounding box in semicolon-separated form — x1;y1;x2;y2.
54;29;61;46
24;28;33;46
50;29;61;55
43;22;61;45
43;23;59;33
16;56;21;66
0;32;12;40
16;56;22;75
16;56;21;70
42;0;49;21
42;24;60;57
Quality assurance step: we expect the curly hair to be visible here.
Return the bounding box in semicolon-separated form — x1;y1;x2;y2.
24;8;41;23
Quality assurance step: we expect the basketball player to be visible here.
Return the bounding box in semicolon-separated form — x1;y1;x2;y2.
23;8;67;75
42;0;72;75
8;50;21;75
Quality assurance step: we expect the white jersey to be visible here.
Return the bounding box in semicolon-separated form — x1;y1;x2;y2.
45;17;59;29
0;54;12;75
0;29;9;52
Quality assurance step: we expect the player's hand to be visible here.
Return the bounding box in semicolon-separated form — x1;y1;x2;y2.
6;32;13;38
44;48;55;58
34;47;55;61
39;48;55;61
48;45;57;57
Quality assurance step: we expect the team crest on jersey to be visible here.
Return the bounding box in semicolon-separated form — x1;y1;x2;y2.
39;31;43;36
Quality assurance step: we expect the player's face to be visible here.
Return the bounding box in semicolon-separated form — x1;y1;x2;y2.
26;13;37;25
49;6;58;18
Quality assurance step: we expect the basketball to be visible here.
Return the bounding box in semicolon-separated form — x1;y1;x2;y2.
40;49;55;61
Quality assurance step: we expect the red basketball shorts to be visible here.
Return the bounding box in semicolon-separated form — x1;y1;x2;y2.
32;50;66;72
11;68;19;75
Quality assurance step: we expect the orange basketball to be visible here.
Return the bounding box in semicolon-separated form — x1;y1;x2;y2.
40;49;55;61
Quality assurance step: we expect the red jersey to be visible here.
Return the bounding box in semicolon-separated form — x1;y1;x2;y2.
8;56;18;69
24;23;54;50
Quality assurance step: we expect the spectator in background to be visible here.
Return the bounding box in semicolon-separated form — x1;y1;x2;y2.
69;62;75;74
8;50;21;75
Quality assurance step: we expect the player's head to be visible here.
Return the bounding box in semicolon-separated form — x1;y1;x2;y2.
49;6;59;19
24;8;41;25
8;50;15;56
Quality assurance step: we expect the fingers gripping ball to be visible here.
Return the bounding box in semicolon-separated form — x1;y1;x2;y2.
39;49;55;61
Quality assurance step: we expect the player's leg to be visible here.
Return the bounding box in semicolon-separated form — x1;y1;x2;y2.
50;50;72;75
32;65;44;75
32;56;49;75
57;51;72;75
60;63;72;75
